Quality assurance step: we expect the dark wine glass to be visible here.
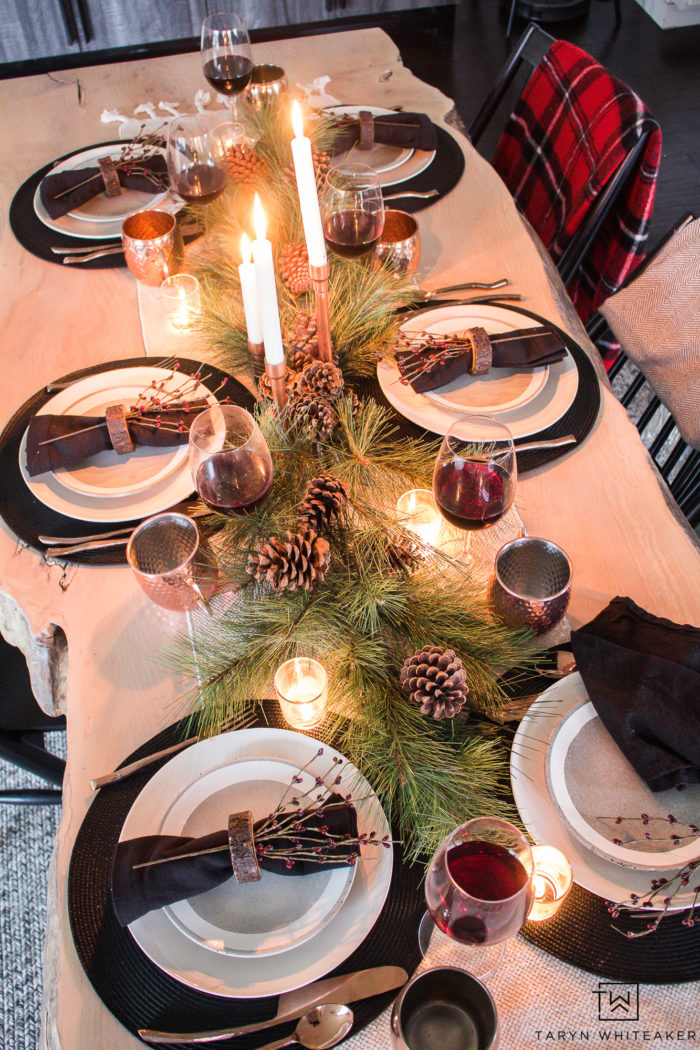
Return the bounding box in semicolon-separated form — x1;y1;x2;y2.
188;405;273;514
320;162;385;260
432;414;516;566
201;12;253;120
421;817;534;977
166;114;228;205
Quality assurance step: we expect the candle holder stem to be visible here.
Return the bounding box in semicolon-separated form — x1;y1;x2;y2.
248;340;265;377
309;262;333;363
266;359;288;412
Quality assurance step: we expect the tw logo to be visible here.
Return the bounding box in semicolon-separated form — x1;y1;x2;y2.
594;982;640;1021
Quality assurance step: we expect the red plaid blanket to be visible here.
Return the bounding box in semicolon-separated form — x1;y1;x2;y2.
492;40;662;364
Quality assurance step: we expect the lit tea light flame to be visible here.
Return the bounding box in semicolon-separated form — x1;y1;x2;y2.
396;489;442;548
529;845;573;921
274;657;328;730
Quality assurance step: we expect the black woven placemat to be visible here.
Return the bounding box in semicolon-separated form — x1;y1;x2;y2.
68;703;425;1047
0;356;254;565
380;124;465;212
369;302;602;474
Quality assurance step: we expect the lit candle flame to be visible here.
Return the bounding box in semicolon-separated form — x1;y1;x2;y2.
240;232;251;265
253;193;266;241
291;99;304;140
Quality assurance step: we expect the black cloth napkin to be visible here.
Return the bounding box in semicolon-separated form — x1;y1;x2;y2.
571;596;700;792
330;112;437;155
112;793;359;926
39;154;168;219
26;404;206;477
396;327;566;393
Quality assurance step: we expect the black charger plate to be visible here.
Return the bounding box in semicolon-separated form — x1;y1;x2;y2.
0;356;254;565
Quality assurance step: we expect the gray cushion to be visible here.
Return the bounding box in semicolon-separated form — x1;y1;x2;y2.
601;217;700;449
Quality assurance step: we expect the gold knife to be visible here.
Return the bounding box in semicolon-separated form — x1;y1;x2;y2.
138;965;408;1044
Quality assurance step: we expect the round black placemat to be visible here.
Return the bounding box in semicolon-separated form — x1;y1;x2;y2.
68;704;425;1047
369;302;602;474
0;356;254;565
10;140;138;268
380;124;466;213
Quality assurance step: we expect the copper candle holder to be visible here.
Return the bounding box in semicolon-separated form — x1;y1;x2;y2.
309;261;333;363
265;359;288;411
248;340;265;377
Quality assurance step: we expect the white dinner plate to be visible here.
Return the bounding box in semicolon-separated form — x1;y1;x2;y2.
511;675;698;910
19;366;217;523
325;106;436;188
377;304;578;439
545;700;700;871
119;728;393;997
34;144;172;240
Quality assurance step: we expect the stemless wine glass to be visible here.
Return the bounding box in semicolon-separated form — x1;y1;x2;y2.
166;114;229;205
320;162;385;260
432;414;517;566
421;817;534;978
189;405;273;513
201;12;253;120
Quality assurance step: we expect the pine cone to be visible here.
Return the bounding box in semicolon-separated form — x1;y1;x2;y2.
258;369;297;401
298;474;348;531
385;539;419;574
293;360;345;403
399;646;469;720
247;528;330;592
225;144;270;185
283;149;333;194
280;242;312;297
284;312;319;367
287;391;339;439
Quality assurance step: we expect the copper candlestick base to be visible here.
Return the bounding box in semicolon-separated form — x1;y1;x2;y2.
248;340;265;377
265;360;288;412
309;261;333;363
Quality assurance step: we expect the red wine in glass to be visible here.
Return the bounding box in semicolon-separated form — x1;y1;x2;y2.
174;164;228;204
203;54;254;95
433;460;514;531
428;840;530;945
323;210;384;259
195;451;273;513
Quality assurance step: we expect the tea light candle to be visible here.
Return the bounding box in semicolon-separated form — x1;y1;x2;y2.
252;194;285;367
274;657;328;730
529;845;573;920
291;101;327;268
396;489;442;548
161;274;201;331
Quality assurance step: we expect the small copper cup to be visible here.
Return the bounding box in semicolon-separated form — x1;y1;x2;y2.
246;64;288;108
127;513;217;612
490;536;572;634
122;209;182;286
374;209;421;278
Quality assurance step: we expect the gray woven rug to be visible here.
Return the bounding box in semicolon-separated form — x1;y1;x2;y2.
0;732;65;1050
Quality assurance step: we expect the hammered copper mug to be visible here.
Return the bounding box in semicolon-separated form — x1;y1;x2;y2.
489;536;572;634
122;209;182;286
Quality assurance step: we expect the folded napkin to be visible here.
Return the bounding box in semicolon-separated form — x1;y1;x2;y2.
571;597;700;792
396;326;566;393
111;793;360;926
40;153;168;219
330;112;437;155
26;401;208;477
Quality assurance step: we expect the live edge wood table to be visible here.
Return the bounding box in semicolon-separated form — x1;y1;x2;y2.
0;27;698;1050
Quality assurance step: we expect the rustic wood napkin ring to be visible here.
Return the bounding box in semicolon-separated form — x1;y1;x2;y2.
105;404;134;454
98;157;122;198
455;326;492;375
358;110;375;149
228;810;261;883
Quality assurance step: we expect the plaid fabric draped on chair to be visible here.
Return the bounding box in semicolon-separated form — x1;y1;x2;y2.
492;40;662;359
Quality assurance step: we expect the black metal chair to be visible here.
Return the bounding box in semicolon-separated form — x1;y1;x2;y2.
505;0;622;39
587;212;700;531
468;23;653;302
0;634;65;805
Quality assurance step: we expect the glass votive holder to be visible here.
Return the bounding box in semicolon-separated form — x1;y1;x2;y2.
215;120;246;153
161;274;201;331
396;488;442;548
528;845;573;920
274;657;328;730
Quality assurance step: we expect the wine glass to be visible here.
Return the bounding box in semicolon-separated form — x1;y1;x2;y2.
188;405;273;513
201;12;253;120
166;114;229;205
420;817;534;978
320;162;385;260
432;414;516;566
